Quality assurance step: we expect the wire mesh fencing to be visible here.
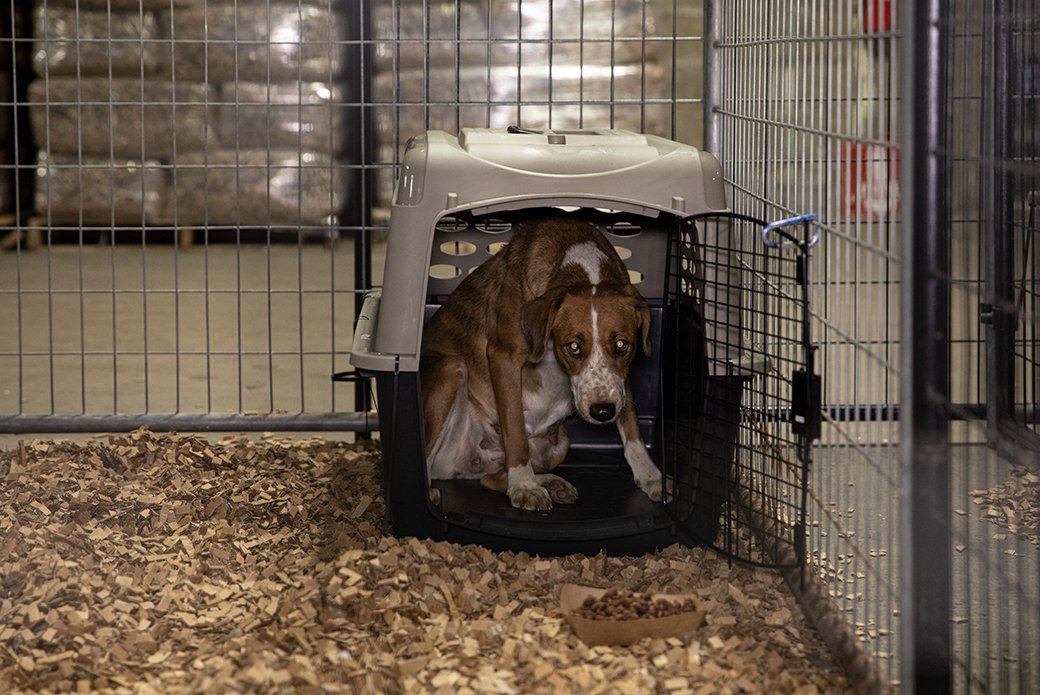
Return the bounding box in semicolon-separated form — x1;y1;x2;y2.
1;0;375;433
706;0;903;686
708;0;1040;692
940;2;1039;692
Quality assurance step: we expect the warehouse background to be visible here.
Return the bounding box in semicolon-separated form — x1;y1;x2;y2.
1;1;1038;693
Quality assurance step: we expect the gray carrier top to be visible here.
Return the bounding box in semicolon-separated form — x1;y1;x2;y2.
351;128;733;374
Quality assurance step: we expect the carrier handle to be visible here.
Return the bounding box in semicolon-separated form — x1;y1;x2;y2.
762;214;819;249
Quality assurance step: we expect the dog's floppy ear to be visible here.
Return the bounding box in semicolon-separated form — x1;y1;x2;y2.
521;288;565;362
625;285;653;356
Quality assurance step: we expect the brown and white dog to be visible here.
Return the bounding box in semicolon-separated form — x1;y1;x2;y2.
420;216;664;511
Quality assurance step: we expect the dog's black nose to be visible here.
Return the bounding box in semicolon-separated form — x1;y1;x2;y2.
589;403;616;422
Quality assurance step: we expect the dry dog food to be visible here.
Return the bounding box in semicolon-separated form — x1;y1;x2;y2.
572;588;698;621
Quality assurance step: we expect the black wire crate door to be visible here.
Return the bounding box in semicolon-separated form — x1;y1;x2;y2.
662;213;819;568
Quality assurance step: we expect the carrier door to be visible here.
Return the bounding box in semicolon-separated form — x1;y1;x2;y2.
663;213;820;569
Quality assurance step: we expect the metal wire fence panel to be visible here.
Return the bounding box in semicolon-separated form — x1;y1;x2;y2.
706;0;903;686
1;0;704;432
941;2;1040;692
709;0;1040;691
0;0;373;432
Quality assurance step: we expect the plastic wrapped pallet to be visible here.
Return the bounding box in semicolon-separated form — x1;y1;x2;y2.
34;152;166;224
32;4;160;77
371;0;660;71
373;62;664;107
159;3;347;83
28;77;216;159
170;150;348;227
370;1;491;71
58;0;185;9
369;0;673;213
370;62;668;162
215;82;345;154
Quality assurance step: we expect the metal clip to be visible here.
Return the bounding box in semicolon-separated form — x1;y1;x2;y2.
762;214;820;249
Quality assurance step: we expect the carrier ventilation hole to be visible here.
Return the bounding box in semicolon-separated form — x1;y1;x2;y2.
628;270;643;284
439;240;477;257
487;241;508;255
429;264;461;279
606;221;641;237
435;216;468;233
475;218;512;233
614;246;632;261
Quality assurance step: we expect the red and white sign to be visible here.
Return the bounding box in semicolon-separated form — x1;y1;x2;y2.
864;0;892;33
841;142;901;220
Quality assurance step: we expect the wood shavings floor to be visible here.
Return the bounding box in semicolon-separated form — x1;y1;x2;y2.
1;428;850;694
970;464;1040;548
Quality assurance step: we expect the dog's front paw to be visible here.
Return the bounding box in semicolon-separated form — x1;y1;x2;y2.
635;465;664;502
508;483;553;511
540;474;579;504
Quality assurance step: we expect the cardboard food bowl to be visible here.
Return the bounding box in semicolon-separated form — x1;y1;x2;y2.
560;584;706;647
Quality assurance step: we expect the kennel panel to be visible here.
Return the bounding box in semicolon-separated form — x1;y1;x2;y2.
0;0;369;433
707;0;1040;690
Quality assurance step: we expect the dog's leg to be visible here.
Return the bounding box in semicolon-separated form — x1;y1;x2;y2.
422;357;464;456
528;424;578;504
421;356;470;504
618;381;663;501
487;340;553;511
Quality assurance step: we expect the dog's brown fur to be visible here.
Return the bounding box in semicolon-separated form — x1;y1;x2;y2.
420;216;664;510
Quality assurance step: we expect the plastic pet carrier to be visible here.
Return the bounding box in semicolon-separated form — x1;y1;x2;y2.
351;128;819;560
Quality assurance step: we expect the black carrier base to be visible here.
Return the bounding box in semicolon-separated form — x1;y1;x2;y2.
374;370;743;557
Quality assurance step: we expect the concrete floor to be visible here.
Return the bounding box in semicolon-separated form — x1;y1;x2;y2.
0;239;386;421
809;441;1039;692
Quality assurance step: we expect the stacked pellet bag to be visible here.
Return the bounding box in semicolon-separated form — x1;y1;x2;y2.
368;0;679;216
30;0;348;230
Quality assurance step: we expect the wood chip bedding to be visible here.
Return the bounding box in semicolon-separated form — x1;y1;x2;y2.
1;428;850;694
970;464;1040;548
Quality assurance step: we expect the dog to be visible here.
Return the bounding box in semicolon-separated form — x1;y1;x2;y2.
419;216;664;511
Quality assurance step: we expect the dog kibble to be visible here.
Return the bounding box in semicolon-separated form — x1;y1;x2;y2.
572;588;697;621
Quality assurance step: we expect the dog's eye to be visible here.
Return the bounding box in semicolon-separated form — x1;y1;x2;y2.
614;339;629;353
566;341;581;356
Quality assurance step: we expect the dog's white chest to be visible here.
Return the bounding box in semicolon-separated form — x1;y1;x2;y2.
523;346;573;435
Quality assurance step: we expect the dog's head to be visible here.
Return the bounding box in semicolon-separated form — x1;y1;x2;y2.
522;282;651;424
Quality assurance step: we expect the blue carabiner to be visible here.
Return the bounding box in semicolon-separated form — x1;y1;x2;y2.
762;213;820;249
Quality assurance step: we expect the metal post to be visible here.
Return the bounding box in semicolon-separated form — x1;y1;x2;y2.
982;0;1016;444
901;0;952;693
350;0;374;420
702;0;722;160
